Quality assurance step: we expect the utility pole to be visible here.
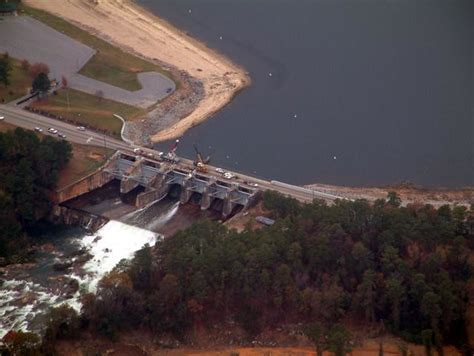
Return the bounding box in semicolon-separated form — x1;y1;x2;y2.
103;134;107;159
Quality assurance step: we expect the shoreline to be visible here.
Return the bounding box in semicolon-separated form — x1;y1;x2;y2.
24;0;251;143
21;1;473;200
305;182;473;208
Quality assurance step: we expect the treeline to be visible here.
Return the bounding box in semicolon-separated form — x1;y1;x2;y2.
80;190;472;352
0;128;72;261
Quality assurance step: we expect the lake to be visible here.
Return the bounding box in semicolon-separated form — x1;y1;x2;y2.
139;0;473;187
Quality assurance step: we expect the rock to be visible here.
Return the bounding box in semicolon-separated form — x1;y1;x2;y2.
53;260;73;271
74;252;93;264
66;248;88;258
64;278;79;298
40;243;55;253
21;292;36;305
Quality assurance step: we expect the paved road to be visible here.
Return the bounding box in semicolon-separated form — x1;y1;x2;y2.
0;105;345;203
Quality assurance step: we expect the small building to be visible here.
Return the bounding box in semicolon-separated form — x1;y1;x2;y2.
255;216;275;226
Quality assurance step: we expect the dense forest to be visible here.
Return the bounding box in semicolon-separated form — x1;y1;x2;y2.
76;191;473;353
0;127;72;262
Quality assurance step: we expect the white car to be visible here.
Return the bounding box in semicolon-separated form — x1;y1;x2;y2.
48;128;58;134
223;172;235;179
248;182;259;187
58;133;67;139
34;127;43;133
215;168;225;174
76;126;86;131
0;115;4;121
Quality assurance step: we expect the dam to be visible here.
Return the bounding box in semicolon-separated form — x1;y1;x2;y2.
55;151;260;220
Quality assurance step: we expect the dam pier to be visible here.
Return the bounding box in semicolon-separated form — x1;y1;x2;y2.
55;151;260;221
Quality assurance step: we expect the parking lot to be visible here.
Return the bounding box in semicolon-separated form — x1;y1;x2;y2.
0;16;174;107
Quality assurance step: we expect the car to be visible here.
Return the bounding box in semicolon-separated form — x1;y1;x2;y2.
248;182;259;187
76;126;86;131
223;172;235;179
215;168;225;174
34;127;43;133
0;115;4;121
58;133;67;139
48;128;58;134
133;148;143;154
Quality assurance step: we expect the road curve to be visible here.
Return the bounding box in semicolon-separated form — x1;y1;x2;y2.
0;105;347;203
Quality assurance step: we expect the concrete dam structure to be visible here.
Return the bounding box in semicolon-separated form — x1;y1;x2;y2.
57;151;259;218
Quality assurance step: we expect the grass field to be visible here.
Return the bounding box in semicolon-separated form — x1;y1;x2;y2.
31;89;145;136
0;56;31;103
20;4;174;91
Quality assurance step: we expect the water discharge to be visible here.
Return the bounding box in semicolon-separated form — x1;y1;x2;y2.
0;220;159;338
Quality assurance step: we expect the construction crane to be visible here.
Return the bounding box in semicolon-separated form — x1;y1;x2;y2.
162;139;180;163
193;144;210;172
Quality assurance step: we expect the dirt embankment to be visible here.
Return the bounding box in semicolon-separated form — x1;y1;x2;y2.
24;0;250;145
305;183;473;208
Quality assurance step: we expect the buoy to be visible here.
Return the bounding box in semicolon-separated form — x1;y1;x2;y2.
219;36;223;40
294;114;298;118
268;72;272;77
333;156;337;160
188;9;192;13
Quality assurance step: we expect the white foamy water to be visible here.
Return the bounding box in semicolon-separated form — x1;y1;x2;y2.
77;220;159;292
0;220;159;338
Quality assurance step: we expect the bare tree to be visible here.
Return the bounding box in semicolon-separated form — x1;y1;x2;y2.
20;59;30;71
28;62;50;79
61;76;68;88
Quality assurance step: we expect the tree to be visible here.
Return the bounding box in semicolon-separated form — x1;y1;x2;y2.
421;329;433;356
327;324;352;356
32;72;51;97
95;89;104;102
43;305;80;343
387;192;402;207
0;55;12;87
1;331;42;355
386;277;405;331
61;75;68;88
355;269;377;323
305;321;326;356
28;62;50;79
21;59;30;71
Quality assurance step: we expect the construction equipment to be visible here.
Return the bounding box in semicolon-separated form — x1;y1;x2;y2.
162;139;180;163
193;144;211;172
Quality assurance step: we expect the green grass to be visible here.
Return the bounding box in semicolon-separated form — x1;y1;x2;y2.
0;56;31;103
31;89;145;136
20;4;175;92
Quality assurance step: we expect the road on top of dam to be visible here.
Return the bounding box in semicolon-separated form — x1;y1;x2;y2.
0;105;345;203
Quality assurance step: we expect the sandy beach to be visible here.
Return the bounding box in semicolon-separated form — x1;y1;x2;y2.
24;0;250;143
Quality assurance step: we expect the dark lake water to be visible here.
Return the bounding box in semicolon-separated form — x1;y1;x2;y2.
139;0;473;187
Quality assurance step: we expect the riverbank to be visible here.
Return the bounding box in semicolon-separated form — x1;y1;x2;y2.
305;182;473;208
24;0;250;145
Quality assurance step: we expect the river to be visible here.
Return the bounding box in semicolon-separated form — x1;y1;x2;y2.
141;0;473;188
0;189;219;338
